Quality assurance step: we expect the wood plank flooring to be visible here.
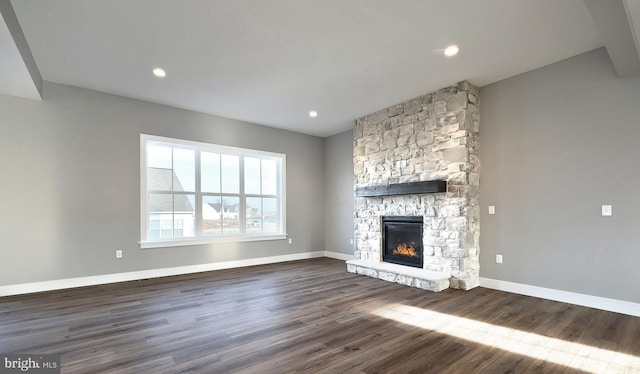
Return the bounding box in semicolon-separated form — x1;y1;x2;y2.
1;258;639;373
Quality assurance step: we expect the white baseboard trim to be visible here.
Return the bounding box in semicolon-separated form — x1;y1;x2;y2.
323;251;354;261
0;251;326;298
480;277;640;317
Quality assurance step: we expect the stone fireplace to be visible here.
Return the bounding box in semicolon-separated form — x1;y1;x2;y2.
347;81;480;291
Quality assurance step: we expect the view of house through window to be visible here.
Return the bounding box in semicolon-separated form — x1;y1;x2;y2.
141;134;285;245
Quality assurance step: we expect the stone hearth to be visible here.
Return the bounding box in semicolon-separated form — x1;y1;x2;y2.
349;81;480;291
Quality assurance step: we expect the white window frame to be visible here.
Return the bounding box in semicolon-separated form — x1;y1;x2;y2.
140;134;287;248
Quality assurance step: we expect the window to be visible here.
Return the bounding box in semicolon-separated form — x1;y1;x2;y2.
140;134;286;248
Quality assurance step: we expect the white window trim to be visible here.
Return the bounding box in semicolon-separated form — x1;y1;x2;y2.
140;234;288;249
140;134;287;247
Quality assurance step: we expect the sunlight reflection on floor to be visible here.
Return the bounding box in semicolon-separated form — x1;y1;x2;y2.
371;304;640;373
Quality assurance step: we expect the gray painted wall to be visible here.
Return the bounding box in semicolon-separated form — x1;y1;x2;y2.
0;81;325;286
480;48;640;303
324;129;354;255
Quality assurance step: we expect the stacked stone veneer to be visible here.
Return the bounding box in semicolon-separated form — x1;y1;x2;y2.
352;81;480;290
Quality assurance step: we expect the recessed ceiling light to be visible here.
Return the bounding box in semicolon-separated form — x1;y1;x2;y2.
152;67;166;78
444;45;459;57
309;110;318;118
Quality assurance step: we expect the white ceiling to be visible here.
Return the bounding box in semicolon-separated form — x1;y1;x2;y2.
4;0;607;136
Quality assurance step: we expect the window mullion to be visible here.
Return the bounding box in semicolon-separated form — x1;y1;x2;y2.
218;154;222;235
142;141;148;241
171;148;175;239
259;159;264;233
277;158;282;233
195;150;202;236
239;156;246;234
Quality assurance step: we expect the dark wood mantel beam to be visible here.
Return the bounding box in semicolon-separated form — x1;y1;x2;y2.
355;180;447;197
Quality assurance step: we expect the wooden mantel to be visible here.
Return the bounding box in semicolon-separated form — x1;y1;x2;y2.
355;180;447;197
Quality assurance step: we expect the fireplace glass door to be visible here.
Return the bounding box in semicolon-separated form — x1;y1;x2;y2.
382;216;423;268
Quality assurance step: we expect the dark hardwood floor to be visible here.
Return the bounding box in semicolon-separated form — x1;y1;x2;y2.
1;258;639;373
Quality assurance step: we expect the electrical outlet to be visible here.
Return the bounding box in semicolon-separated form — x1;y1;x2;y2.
350;239;354;245
496;254;503;264
288;238;293;244
488;206;496;215
116;250;123;259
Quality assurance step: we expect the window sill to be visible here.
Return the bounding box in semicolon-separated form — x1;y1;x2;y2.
140;234;288;249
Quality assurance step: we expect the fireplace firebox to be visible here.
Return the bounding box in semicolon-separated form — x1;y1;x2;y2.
381;216;423;268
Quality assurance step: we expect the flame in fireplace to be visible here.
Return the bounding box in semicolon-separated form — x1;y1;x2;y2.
394;241;418;257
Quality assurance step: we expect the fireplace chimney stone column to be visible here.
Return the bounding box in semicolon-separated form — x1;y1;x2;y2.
352;81;480;290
